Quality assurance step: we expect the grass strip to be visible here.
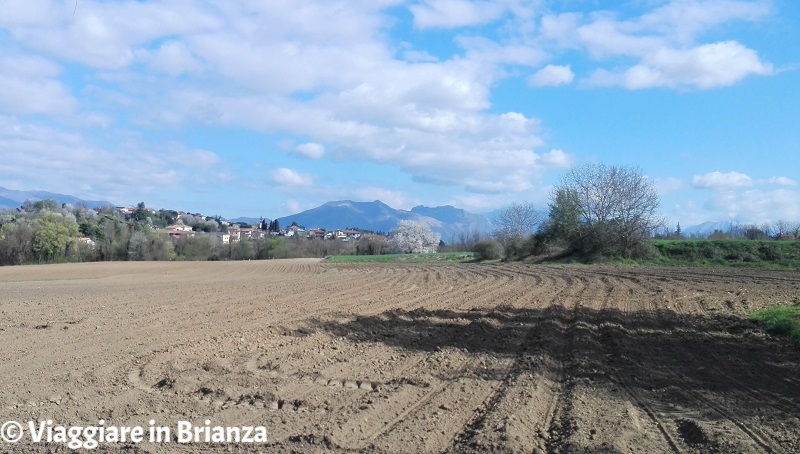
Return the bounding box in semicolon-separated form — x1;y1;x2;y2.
325;252;476;264
752;301;800;342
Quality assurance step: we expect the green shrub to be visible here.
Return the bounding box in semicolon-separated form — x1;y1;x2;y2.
472;240;504;261
653;240;800;268
752;303;800;342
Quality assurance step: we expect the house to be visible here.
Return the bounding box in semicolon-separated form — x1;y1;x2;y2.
166;224;193;232
78;237;96;247
166;230;195;240
228;228;241;241
165;224;195;240
284;225;304;237
211;232;231;245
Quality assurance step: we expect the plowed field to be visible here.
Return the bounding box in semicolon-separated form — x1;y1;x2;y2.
1;260;799;453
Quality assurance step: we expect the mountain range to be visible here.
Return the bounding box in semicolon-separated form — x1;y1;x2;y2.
681;221;750;237
276;200;494;240
0;186;494;239
0;186;113;210
2;185;750;240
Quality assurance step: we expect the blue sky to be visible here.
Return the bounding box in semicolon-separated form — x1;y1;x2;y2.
0;0;798;227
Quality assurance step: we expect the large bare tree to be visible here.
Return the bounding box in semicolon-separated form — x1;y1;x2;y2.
493;202;542;247
548;163;664;258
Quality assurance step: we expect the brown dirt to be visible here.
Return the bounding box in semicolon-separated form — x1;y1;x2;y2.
1;260;799;453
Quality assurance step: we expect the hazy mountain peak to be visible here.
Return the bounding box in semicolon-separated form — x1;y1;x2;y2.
0;186;112;210
277;200;492;239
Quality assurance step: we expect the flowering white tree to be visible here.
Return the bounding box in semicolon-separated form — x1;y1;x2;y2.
387;220;440;254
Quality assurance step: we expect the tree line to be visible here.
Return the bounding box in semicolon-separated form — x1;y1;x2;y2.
4;163;796;266
0;201;389;266
472;163;799;262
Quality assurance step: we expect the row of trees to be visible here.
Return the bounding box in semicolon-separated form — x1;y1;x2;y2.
660;221;800;241
0;202;391;266
480;163;800;262
357;163;663;261
5;163;793;265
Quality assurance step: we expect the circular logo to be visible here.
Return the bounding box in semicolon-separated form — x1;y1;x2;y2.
1;421;23;443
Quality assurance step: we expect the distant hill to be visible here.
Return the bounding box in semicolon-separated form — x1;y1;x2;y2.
0;186;113;210
409;205;493;235
276;200;493;241
683;221;738;237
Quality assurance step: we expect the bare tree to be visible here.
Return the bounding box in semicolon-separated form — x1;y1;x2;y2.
493;202;542;247
547;163;663;258
446;228;485;252
773;220;800;240
792;221;800;239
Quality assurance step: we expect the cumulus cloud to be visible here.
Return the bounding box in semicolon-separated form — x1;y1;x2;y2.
765;176;797;186
528;65;575;87
586;41;773;89
410;0;506;29
0;0;783;212
149;40;201;76
639;0;771;44
293;142;326;160
1;1;554;195
704;189;800;223
539;1;775;90
692;171;753;190
0;0;221;69
271;168;313;187
539;149;573;168
692;171;798;191
0;116;220;203
353;187;411;210
0;53;76;115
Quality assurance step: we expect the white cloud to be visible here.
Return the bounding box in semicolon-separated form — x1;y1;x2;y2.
353;187;411;209
540;12;582;45
539;149;573;168
640;0;771;44
1;0;221;69
528;65;575;87
271;168;313;187
410;0;506;29
293;142;326;160
0;0;784;214
692;171;753;189
704;189;800;223
538;2;775;90
149;40;201;76
692;172;798;191
765;176;797;186
586;41;773;89
0;116;221;204
576;15;665;59
0;53;76;115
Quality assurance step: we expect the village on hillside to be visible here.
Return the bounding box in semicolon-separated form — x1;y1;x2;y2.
114;205;382;246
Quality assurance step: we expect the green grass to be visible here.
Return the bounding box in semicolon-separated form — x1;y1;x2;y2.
325;252;476;264
650;240;800;270
752;301;800;342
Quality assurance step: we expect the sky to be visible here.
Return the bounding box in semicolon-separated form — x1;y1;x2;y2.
0;0;798;227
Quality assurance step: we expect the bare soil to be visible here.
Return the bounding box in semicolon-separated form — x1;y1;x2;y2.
1;260;799;453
